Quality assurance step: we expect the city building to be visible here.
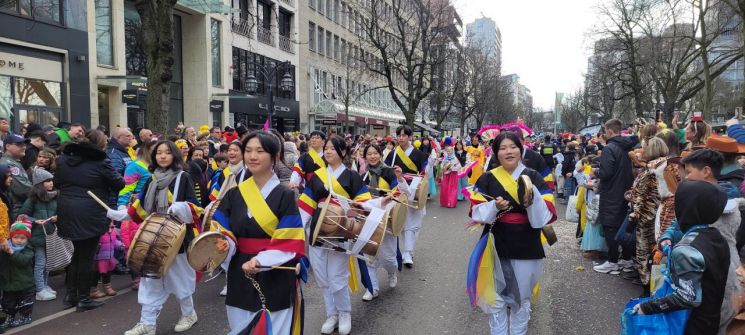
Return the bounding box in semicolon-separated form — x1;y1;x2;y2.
1;1;90;128
502;73;532;109
89;0;235;132
298;0;405;135
465;16;501;65
227;0;300;133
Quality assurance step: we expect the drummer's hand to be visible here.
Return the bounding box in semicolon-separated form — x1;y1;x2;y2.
495;197;510;211
34;219;45;225
50;215;57;223
242;258;261;275
288;182;299;190
393;166;403;180
381;195;393;206
215;238;229;253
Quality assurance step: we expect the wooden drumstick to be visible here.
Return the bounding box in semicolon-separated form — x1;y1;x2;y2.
87;190;111;210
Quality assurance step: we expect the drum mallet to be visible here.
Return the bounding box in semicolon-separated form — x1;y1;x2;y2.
87;190;111;211
257;263;302;274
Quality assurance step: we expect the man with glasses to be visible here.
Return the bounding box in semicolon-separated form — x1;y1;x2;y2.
207;126;222;157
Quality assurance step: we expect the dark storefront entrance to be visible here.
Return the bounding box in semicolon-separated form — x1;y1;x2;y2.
229;94;299;133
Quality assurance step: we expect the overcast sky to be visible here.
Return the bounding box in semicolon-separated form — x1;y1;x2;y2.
454;0;600;110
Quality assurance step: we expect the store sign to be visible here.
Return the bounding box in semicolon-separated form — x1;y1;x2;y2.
209;100;224;113
373;125;385;129
0;51;62;82
321;120;336;125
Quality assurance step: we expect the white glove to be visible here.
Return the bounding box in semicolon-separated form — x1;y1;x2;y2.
168;202;193;224
106;208;130;221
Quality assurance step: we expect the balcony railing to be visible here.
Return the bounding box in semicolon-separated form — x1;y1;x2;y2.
278;0;294;7
279;34;294;54
257;26;274;46
231;15;252;38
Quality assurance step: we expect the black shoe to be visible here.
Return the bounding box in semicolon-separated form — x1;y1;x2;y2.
621;270;640;280
63;293;78;309
76;298;104;312
113;264;130;275
631;278;643;286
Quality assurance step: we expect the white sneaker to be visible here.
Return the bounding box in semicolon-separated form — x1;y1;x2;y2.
321;315;338;334
338;312;352;335
45;287;57;295
35;289;56;301
174;313;198;332
403;253;414;268
219;285;227;296
362;290;378;301
388;273;398;288
124;323;156;335
593;261;620;274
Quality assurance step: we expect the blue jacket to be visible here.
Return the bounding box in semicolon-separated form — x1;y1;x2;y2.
106;139;132;177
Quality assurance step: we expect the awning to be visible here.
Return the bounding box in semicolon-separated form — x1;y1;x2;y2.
414;121;441;135
313;100;404;124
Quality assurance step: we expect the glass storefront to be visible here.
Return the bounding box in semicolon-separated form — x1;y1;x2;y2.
0;75;62;126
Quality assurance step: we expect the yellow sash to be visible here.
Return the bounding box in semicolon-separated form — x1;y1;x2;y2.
309;149;326;169
395;146;418;172
378;176;391;191
239;177;279;236
314;167;351;199
491;167;519;204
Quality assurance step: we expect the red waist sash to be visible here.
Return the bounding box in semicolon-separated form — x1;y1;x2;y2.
237;237;271;254
497;212;530;225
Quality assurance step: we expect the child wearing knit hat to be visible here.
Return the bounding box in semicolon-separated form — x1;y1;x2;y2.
0;222;35;330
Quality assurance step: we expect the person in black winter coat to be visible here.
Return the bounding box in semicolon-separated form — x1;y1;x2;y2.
591;119;635;274
54;130;124;312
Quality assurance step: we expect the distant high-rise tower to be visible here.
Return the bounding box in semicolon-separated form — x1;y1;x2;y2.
466;17;502;64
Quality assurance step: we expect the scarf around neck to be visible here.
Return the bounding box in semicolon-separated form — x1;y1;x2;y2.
367;163;383;195
144;168;179;214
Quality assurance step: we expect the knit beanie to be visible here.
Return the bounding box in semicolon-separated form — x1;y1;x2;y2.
9;221;31;239
32;168;53;186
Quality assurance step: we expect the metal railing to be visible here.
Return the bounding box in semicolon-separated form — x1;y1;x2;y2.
231;15;252;38
257;26;274;46
278;0;294;7
279;34;294;54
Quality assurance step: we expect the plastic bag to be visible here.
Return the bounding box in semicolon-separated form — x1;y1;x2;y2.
565;188;580;223
620;247;690;335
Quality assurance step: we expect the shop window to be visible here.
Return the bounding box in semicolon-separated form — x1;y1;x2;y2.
1;0;61;24
0;77;11;119
95;0;114;66
14;79;62;108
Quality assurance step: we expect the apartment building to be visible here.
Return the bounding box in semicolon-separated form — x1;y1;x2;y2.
298;0;404;135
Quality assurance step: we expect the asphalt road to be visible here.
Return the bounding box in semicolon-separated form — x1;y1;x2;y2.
12;198;638;335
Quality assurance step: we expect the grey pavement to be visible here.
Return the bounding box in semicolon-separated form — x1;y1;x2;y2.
14;198;638;335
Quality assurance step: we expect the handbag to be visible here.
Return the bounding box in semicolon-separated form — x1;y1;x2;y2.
565;187;580;223
620;247;691;335
43;222;74;272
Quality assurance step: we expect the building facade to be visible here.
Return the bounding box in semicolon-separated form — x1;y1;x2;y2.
465;16;501;65
297;0;405;135
0;1;90;128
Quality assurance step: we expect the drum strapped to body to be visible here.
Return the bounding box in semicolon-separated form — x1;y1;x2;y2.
187;173;238;274
312;196;389;261
405;174;428;210
127;213;187;279
387;193;408;236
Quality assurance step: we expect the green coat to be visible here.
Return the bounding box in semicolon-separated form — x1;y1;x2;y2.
18;197;57;248
0;246;35;292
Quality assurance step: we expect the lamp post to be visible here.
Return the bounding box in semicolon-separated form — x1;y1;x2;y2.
245;60;295;129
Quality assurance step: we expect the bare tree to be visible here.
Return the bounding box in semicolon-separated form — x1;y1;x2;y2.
453;46;502;135
354;0;455;126
134;0;179;134
561;89;591;132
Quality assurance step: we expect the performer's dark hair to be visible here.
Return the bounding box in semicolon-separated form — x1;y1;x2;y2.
242;130;280;163
310;130;326;140
149;140;187;172
396;125;413;136
363;143;384;159
492;132;524;157
325;135;348;160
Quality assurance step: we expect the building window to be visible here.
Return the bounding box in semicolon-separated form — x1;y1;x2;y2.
211;19;221;87
308;0;314;9
95;0;113;66
317;27;324;56
326;0;331;20
340;39;346;64
326;31;332;58
309;22;316;52
317;0;323;15
1;0;62;24
257;0;271;29
333;0;339;23
333;35;340;61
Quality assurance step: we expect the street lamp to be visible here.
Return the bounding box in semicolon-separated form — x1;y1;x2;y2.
245;61;295;129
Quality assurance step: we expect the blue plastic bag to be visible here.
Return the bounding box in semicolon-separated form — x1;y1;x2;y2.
620;247;691;335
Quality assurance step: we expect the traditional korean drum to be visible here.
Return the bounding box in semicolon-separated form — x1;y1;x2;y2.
127;213;187;278
312;197;389;260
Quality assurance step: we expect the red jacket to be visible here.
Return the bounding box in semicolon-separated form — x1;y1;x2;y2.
223;131;238;143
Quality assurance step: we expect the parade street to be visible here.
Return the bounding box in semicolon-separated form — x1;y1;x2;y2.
11;199;636;335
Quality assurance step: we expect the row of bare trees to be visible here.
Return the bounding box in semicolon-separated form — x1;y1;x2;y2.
575;0;744;127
